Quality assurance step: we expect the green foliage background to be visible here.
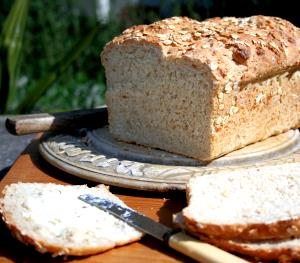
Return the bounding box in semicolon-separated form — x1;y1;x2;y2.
0;0;298;114
1;0;123;113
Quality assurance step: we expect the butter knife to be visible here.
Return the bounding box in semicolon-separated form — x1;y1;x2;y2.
78;194;249;263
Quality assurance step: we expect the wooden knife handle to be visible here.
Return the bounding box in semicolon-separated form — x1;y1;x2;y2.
5;107;108;135
168;232;249;263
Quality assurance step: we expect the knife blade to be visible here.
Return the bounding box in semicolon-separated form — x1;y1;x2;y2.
78;194;249;263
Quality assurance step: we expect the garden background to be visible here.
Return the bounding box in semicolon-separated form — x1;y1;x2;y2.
0;0;299;114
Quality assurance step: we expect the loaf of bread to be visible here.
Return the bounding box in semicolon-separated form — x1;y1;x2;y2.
0;183;142;257
101;15;300;161
180;165;300;241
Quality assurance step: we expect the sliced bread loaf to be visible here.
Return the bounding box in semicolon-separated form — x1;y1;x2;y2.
181;164;300;241
101;15;300;161
0;183;143;257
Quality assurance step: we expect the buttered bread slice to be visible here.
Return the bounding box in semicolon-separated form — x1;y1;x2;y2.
0;183;142;257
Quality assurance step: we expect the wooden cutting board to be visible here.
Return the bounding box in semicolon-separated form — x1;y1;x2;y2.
0;139;194;263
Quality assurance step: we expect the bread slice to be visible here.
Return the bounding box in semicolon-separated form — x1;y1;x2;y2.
200;235;300;262
181;164;300;241
0;183;143;257
101;15;300;161
173;212;300;262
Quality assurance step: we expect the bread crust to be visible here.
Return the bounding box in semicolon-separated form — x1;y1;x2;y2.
101;16;300;87
183;211;300;241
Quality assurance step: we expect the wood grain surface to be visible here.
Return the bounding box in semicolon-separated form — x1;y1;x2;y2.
0;139;198;263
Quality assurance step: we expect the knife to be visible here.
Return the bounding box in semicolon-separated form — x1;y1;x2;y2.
5;107;108;135
78;194;249;263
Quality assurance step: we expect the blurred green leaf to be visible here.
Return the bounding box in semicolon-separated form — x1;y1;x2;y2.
0;0;29;113
16;23;101;113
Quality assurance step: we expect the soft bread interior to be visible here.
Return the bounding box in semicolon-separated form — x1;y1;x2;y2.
0;183;142;256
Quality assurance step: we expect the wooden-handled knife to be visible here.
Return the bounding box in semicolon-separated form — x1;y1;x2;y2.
78;194;249;263
5;107;108;135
